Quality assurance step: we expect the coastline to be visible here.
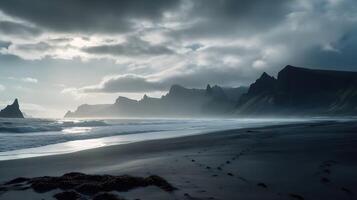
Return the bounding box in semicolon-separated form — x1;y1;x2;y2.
0;117;311;161
1;120;357;199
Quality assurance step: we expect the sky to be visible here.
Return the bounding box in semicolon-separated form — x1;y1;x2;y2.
0;0;357;118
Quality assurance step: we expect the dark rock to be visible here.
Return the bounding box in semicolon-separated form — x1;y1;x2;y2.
144;175;176;192
53;191;82;200
0;99;24;118
1;172;176;195
93;192;125;200
5;177;29;185
247;72;277;96
31;177;60;193
75;182;103;194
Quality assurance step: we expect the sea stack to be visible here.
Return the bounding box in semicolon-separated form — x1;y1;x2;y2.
0;99;25;118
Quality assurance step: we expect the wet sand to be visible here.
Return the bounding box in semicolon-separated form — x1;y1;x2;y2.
1;120;357;200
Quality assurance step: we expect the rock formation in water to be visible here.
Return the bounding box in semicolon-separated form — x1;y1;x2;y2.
0;99;25;118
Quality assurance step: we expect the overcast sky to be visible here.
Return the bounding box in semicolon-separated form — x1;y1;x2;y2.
0;0;356;117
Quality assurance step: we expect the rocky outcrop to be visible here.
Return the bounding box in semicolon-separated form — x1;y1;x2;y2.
237;65;357;115
1;172;175;200
0;99;24;118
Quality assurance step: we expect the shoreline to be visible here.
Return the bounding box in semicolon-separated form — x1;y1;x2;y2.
1;120;357;199
0;118;316;161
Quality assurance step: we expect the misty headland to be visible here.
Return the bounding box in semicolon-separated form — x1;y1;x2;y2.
66;65;357;118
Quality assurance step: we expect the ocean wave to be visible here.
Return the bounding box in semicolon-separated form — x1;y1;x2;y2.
0;118;109;133
59;120;109;127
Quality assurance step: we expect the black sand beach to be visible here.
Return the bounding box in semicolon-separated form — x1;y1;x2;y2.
1;121;357;200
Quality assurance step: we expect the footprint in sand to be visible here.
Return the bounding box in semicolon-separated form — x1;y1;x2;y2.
257;182;268;189
320;177;330;183
320;160;337;168
317;160;337;184
341;187;353;196
289;193;305;200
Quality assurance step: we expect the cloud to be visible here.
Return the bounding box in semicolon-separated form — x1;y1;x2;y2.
22;77;38;83
0;84;5;91
61;87;88;100
1;42;53;60
166;0;293;40
8;76;38;83
79;74;165;93
0;0;179;33
0;20;41;37
66;61;254;94
83;37;174;56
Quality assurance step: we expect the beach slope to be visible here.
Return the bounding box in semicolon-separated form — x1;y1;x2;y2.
1;121;357;200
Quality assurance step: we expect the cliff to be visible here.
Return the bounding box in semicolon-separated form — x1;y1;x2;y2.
237;65;357;115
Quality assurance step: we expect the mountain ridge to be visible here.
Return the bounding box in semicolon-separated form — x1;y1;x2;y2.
65;65;357;118
65;85;247;118
237;65;357;115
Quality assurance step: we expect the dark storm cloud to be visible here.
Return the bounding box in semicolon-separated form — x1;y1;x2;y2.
171;0;293;39
15;42;52;52
0;21;41;37
48;38;73;44
0;0;180;33
1;0;357;96
291;30;357;71
83;37;174;56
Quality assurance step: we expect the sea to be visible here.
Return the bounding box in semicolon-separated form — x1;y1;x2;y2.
0;117;332;161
